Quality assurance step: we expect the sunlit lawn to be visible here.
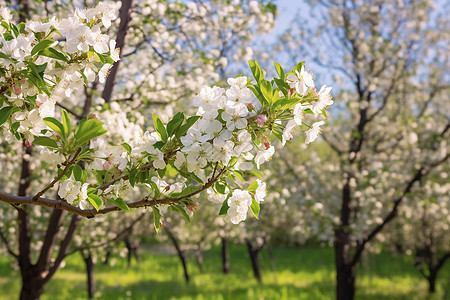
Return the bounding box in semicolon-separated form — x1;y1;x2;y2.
0;245;449;299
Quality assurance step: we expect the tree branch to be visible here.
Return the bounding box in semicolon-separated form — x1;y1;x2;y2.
0;168;226;218
0;227;19;259
32;148;82;200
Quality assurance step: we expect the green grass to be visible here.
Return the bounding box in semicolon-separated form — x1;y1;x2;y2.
0;245;449;299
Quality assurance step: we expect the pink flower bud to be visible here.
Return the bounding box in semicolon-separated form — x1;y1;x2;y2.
52;131;61;138
187;206;194;212
25;140;32;147
13;85;21;96
164;185;171;192
264;142;271;150
88;113;98;119
257;114;267;126
247;103;255;109
103;161;111;170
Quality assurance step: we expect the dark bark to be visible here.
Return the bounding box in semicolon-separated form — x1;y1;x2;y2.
195;247;204;273
427;270;436;293
102;0;133;102
165;225;190;283
103;250;111;265
334;174;356;300
221;237;230;274
17;0;29;23
246;240;262;283
334;230;356;300
82;253;95;299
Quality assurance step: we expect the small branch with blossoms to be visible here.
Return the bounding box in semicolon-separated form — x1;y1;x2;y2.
0;5;333;228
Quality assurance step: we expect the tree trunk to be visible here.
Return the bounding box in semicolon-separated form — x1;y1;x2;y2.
19;273;44;300
221;237;230;274
195;247;204;273
165;225;190;283
124;237;133;267
246;241;262;283
427;270;436;293
334;229;356;300
103;250;111;265
82;253;95;299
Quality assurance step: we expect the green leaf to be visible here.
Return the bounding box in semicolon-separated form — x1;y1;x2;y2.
260;80;274;104
152;113;168;143
61;109;72;138
247;180;259;193
121;142;132;154
166;112;184;136
249;59;264;83
87;194;102;211
170;205;191;222
274;78;289;97
40;48;67;61
273;97;300;111
31;39;54;56
219;198;230;215
74;119;107;148
10;23;19;37
32;136;58;149
179;186;198;197
72;165;87;183
152;206;162;233
157;167;166;178
248;85;267;107
247;170;263;179
108;197;131;212
215;182;226;194
0;106;18;127
231;170;245;182
250;199;260;219
273;61;285;81
288;61;305;75
43;117;65;139
176;115;200;138
129;168;137;187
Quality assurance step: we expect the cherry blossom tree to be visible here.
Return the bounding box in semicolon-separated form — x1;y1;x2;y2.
274;1;449;299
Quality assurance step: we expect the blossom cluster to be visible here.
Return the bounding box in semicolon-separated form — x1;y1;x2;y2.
0;4;119;143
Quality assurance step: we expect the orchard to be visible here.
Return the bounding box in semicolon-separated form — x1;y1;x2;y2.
0;1;448;300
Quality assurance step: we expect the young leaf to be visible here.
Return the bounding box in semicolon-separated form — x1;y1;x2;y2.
273;61;285;81
152;206;162;233
121;142;132;154
176;115;200;138
32;136;58;149
108;197;131;212
152;113;168;142
31;39;54;56
170;205;191;222
40;48;67;61
246;180;259;193
87;194;102;211
166;112;184;136
74;119;107;147
0;106;18;127
219;198;230;215
250;199;260;219
61;109;72;138
43;117;65;140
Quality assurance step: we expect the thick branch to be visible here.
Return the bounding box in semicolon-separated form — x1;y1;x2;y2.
102;0;133;102
0;168;226;218
0;227;19;259
43;214;81;284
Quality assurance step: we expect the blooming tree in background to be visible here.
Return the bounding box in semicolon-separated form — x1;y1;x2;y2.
274;0;449;299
